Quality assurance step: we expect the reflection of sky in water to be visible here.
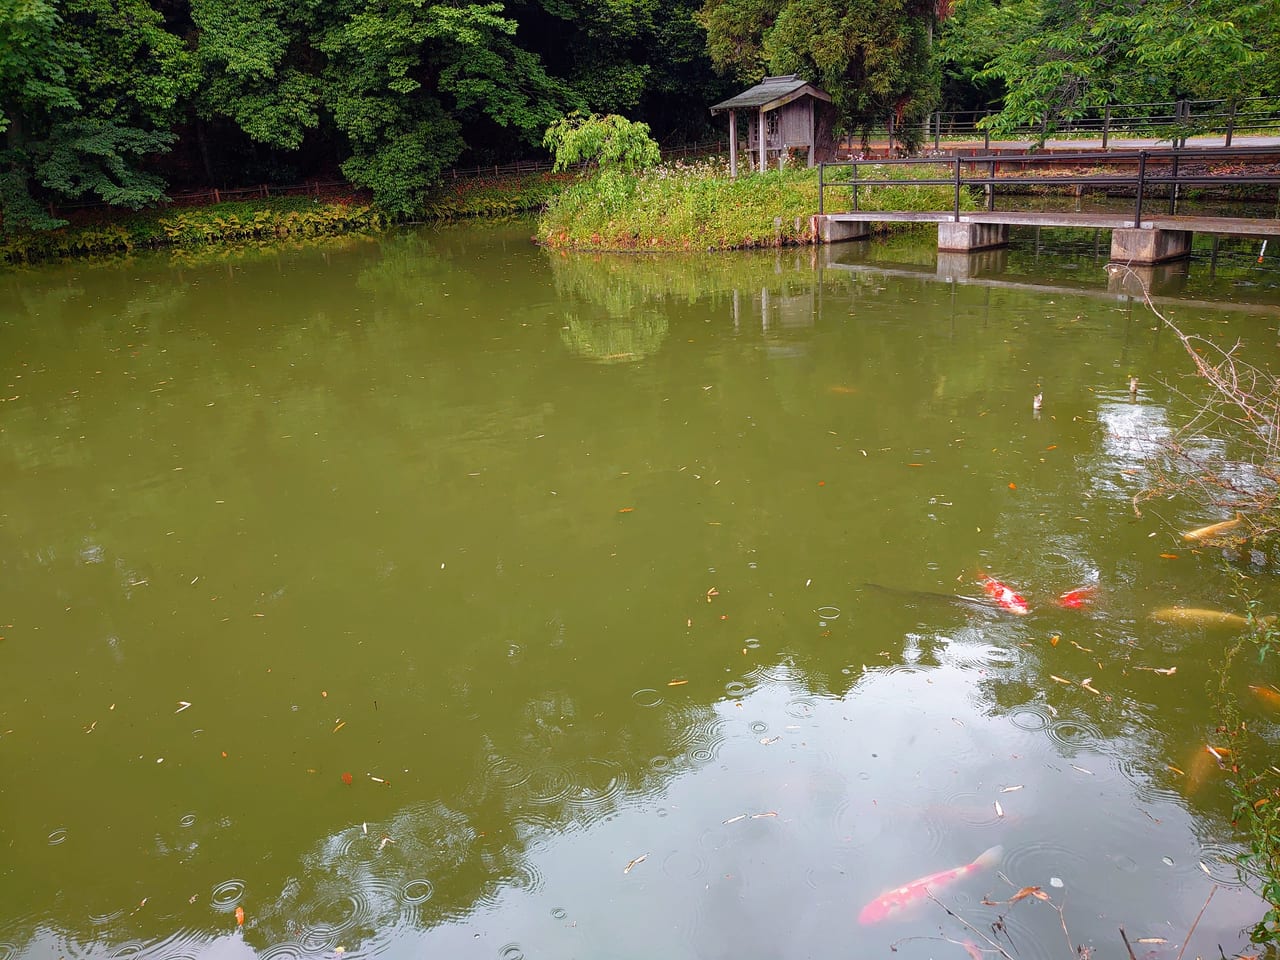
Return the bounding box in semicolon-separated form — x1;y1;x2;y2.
11;664;1260;960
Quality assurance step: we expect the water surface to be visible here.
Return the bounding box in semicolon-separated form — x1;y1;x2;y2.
3;221;1279;959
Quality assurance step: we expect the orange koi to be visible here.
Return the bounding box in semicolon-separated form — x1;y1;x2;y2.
858;846;1003;923
1250;685;1280;710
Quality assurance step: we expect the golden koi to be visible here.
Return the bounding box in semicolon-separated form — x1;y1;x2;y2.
1250;685;1280;710
1182;515;1243;542
1150;607;1275;629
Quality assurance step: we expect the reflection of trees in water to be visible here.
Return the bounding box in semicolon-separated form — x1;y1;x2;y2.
559;311;669;362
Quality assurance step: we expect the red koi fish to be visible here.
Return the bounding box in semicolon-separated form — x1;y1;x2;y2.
981;577;1029;615
857;845;1003;924
1057;585;1097;609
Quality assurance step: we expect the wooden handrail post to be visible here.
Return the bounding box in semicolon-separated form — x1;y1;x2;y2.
953;156;961;221
818;163;825;215
988;159;996;211
1168;151;1180;215
1134;150;1147;227
1225;100;1236;147
984;112;991;150
1102;106;1111;149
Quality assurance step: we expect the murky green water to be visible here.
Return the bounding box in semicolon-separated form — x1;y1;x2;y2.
3;222;1280;960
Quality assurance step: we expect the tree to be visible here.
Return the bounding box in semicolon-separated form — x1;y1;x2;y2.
0;0;197;233
542;111;660;171
698;0;940;150
952;0;1280;141
316;0;571;216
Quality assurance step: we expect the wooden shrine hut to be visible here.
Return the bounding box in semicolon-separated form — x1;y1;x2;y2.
710;75;837;178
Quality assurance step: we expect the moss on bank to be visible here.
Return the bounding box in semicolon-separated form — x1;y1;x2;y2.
537;159;976;252
2;171;571;266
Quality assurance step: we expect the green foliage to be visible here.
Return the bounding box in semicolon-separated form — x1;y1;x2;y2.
190;0;322;150
951;0;1280;141
0;197;384;264
699;0;939;148
0;0;197;234
543;112;662;172
538;158;972;250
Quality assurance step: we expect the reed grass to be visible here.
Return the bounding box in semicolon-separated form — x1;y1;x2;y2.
537;158;976;251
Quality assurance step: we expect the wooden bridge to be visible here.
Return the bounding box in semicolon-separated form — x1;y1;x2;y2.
814;146;1280;266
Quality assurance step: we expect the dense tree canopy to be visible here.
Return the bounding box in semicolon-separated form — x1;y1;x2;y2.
0;0;1276;230
698;0;939;147
937;0;1280;136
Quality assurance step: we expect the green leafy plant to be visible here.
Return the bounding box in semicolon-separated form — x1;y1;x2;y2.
543;112;662;173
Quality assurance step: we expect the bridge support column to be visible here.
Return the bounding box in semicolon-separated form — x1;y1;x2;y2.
813;215;871;243
1110;228;1192;265
1105;260;1190;297
938;222;1008;253
937;248;1008;281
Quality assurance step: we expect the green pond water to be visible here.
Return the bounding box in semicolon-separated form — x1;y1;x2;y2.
3;221;1280;960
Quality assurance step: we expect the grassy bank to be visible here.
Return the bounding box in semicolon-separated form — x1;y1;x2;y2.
2;171;571;266
537;158;976;251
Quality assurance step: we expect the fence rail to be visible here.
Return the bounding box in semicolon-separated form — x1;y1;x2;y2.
817;145;1280;227
920;96;1280;150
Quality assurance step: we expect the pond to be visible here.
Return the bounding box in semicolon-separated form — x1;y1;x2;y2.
3;221;1280;960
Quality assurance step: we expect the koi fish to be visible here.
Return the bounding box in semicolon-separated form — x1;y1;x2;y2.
1057;585;1097;609
982;577;1029;615
1182;515;1243;542
1250;685;1280;710
857;845;1003;924
1150;607;1275;629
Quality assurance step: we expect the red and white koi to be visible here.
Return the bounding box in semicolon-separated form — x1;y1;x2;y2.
982;576;1029;615
857;845;1003;924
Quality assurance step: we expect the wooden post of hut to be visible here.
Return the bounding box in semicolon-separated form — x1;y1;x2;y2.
710;76;837;178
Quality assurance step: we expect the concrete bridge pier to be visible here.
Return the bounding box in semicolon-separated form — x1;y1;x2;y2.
812;215;870;243
937;248;1008;281
1110;227;1192;265
938;221;1009;252
1105;260;1190;297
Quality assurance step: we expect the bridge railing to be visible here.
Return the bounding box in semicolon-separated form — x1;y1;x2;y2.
922;96;1280;150
817;145;1280;227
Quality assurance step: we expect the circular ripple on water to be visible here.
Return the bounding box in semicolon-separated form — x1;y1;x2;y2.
179;813;196;828
1198;842;1248;886
1002;840;1089;889
815;605;841;621
297;890;371;952
671;713;728;753
0;942;18;960
258;942;307;960
785;697;818;720
327;827;377;870
563;759;627;811
48;827;68;846
935;792;1004;827
524;762;574;805
87;908;125;925
106;941;145;960
631;688;664;708
724;680;749;698
1115;758;1184;806
401;879;434;904
498;944;524;960
485;756;531;791
650;754;673;773
145;929;202;960
1009;704;1052;732
1046;716;1104;751
662;849;708;881
210;879;246;911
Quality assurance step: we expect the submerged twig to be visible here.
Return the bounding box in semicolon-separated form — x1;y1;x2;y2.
1175;884;1218;960
925;891;1016;960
